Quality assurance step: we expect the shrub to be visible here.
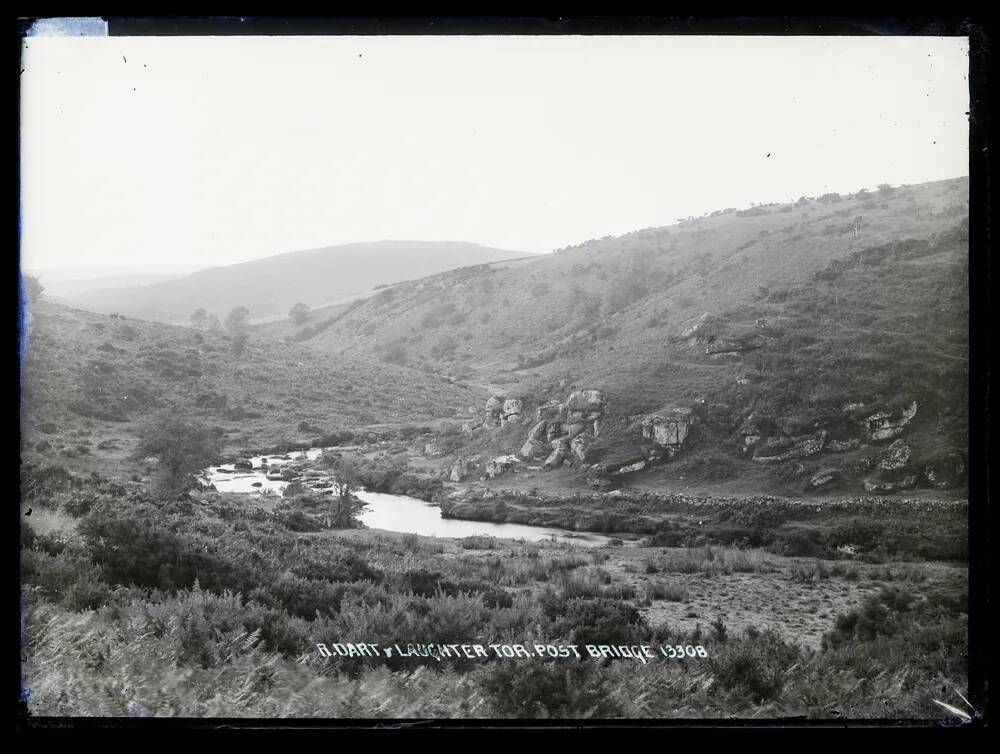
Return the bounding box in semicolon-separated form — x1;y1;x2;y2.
478;659;624;718
131;414;220;496
709;630;800;702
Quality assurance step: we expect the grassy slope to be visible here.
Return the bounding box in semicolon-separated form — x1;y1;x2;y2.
57;241;536;324
19;300;488;472
291;178;968;494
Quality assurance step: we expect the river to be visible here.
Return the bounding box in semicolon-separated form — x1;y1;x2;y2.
203;450;611;547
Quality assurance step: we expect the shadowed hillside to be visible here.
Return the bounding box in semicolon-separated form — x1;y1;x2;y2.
289;177;968;495
54;241;537;324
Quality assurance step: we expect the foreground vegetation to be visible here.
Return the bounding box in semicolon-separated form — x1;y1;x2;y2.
20;462;967;719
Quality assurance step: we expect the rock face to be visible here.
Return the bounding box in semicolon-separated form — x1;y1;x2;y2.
641;408;692;458
864;401;918;442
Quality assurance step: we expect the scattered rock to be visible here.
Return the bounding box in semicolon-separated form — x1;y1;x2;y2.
449;458;469;482
570;433;598;463
825;438;861;453
864;471;917;493
423;442;445;457
753;431;827;463
233;458;253;471
485;455;520;479
878;439;911;470
809;469;842;488
863;401;917;442
613;459;647;475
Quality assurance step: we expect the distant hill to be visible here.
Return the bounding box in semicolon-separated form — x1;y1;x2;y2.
33;271;197;301
54;241;536;324
289;177;969;494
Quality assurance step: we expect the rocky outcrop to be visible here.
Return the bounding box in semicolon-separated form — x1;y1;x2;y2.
483;396;505;429
536;401;567;423
485;455;520;479
450;458;468;482
641;408;692;459
473;395;528;431
826;438;862;453
565;389;607;435
543;440;570;469
501;398;523;426
570;433;598;463
877;439;911;470
613;459;647;475
681;313;709;339
423;441;445;458
809;468;842;488
864;469;917;493
863;401;917;442
515;389;607;471
449;455;482;482
753;431;827;463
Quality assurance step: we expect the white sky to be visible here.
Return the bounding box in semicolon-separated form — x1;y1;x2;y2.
20;35;969;271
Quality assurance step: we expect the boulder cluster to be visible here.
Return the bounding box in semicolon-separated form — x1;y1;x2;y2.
482;396;524;429
519;389;608;468
736;398;956;492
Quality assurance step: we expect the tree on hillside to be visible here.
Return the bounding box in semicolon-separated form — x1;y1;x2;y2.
224;306;250;334
289;302;311;325
320;452;362;528
189;308;208;329
231;332;248;357
206;314;223;332
131;414;219;496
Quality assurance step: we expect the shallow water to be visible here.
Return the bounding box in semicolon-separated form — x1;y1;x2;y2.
202;450;610;547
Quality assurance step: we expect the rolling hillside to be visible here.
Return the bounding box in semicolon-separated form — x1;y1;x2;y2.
54;241;536;324
287;177;969;494
19;300;488;473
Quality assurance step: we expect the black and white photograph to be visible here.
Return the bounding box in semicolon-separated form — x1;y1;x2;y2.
17;18;985;726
